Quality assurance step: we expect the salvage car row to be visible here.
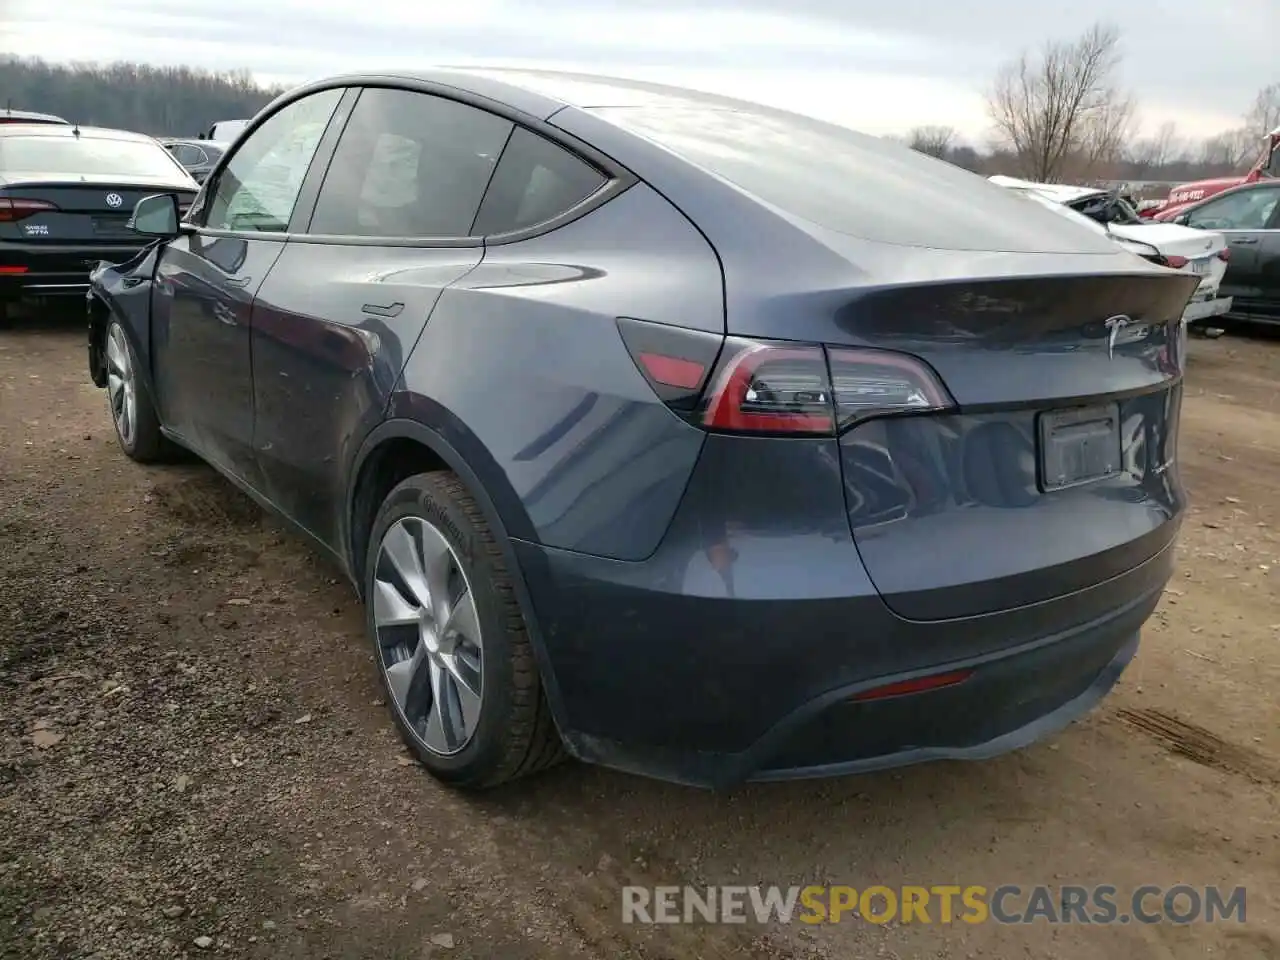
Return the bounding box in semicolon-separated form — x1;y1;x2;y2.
2;74;1277;792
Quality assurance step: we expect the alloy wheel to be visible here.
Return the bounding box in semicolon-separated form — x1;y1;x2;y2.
105;325;137;448
373;516;484;756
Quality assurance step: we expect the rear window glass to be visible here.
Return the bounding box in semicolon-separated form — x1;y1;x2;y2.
0;135;184;179
590;102;1118;253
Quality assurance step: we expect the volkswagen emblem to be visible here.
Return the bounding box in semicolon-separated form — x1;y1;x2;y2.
105;193;123;208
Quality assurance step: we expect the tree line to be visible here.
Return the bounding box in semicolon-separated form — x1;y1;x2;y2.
904;23;1278;188
1;56;284;138
4;43;1275;191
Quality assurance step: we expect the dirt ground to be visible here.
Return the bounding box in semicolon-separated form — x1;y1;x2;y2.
1;309;1278;960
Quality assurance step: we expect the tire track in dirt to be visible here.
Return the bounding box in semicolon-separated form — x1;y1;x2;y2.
1113;708;1280;786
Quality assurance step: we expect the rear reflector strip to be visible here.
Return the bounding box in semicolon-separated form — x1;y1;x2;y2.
0;266;28;275
851;669;974;702
636;352;706;389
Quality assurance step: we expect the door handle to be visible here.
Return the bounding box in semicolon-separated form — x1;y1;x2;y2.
224;275;252;287
1230;237;1258;245
362;301;404;318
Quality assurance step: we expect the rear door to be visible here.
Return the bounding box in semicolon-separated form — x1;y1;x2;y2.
1184;184;1280;317
249;86;513;550
151;87;347;484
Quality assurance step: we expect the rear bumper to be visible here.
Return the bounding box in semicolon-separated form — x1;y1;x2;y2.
0;242;146;301
1184;295;1232;323
516;520;1176;789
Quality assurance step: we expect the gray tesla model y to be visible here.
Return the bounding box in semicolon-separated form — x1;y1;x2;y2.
87;69;1196;789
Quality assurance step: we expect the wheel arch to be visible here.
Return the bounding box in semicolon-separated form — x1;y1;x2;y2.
87;293;112;388
344;415;571;732
88;292;155;399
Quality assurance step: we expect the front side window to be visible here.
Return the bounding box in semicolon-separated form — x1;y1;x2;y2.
1186;187;1280;231
0;135;184;179
203;88;343;233
308;88;513;239
472;127;607;235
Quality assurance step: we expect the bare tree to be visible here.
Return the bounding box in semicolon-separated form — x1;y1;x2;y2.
1128;121;1181;176
1244;83;1280;133
986;22;1135;182
907;125;957;160
1196;129;1254;172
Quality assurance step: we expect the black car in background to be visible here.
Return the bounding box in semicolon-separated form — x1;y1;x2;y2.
160;137;227;184
1169;180;1280;326
1;108;69;126
0;123;198;325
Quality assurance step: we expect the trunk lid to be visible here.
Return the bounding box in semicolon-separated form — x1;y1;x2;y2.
1109;222;1225;262
723;230;1197;621
0;178;196;244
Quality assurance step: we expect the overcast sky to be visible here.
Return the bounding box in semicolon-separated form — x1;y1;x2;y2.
6;0;1276;142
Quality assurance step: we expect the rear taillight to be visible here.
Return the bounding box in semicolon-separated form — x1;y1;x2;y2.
618;318;955;436
0;198;58;222
1162;254;1189;269
825;347;953;430
703;341;835;434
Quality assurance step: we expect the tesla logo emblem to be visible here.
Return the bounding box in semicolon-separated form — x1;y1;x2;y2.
1104;315;1133;359
105;193;123;208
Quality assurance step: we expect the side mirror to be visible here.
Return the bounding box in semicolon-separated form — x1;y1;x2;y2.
1174;213;1191;226
129;194;181;238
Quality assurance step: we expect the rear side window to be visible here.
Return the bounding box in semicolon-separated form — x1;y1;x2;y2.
592;102;1121;254
308;88;512;239
472;127;607;235
170;143;206;166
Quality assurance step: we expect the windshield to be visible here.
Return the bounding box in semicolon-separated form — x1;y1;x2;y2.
1070;192;1142;226
0;135;185;179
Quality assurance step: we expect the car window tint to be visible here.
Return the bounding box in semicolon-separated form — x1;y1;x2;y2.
1187;187;1280;231
308;88;513;239
203;88;342;233
472;127;607;235
591;101;1120;254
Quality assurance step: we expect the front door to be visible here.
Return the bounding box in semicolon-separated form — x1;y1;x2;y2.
150;86;346;484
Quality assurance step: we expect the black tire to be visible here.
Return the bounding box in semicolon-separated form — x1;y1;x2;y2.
106;320;176;463
0;301;12;329
365;471;565;789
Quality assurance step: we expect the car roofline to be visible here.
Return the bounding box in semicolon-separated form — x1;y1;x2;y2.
0;124;162;143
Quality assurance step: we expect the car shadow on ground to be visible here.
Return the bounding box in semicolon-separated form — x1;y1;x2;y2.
3;298;89;332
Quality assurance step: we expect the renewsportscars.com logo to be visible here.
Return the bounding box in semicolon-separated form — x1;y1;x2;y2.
622;884;1247;926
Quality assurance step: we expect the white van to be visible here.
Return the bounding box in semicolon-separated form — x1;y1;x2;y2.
202;119;249;143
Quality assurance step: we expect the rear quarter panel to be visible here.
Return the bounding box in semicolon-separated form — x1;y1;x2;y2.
392;181;724;561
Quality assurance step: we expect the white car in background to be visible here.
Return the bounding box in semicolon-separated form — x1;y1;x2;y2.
991;176;1233;331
